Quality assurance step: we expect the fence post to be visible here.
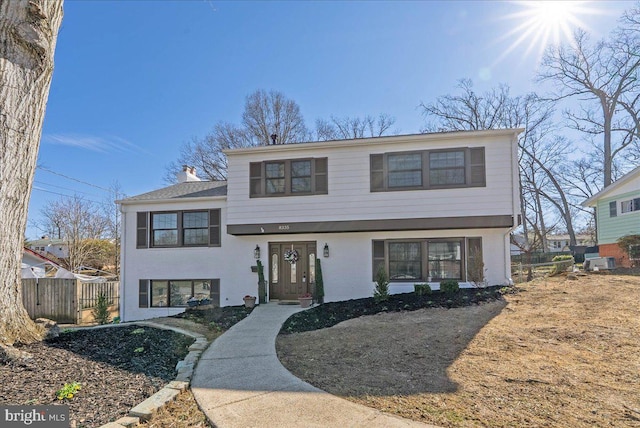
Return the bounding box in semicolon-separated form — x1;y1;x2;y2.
519;263;523;283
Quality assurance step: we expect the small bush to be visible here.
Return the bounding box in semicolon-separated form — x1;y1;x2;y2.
414;283;432;296
92;293;111;325
373;266;389;303
440;280;459;294
551;255;574;275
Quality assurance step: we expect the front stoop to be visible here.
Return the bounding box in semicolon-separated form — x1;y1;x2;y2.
97;322;209;428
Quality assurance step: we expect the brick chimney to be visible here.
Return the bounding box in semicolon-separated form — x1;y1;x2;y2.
177;165;201;183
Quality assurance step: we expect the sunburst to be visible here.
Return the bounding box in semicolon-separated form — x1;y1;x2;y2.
492;1;604;66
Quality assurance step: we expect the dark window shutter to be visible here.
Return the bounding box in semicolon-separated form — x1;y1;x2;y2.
469;147;486;187
466;238;483;283
136;212;148;248
370;154;384;192
609;201;617;217
634;198;640;212
314;158;328;194
210;279;220;306
138;280;149;308
209;209;221;246
372;240;385;280
250;162;263;197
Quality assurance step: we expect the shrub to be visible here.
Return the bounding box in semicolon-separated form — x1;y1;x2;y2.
414;283;432;296
467;246;485;287
617;234;640;265
440;280;459;294
373;266;389;303
551;254;574;275
314;258;324;304
92;293;111;325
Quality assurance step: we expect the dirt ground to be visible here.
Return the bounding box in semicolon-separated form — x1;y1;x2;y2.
277;273;640;427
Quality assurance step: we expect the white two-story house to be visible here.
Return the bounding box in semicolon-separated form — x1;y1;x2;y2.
118;129;522;321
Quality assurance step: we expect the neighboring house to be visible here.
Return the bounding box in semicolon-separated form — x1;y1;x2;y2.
118;129;523;321
21;247;63;278
546;234;596;253
582;165;640;267
28;236;69;259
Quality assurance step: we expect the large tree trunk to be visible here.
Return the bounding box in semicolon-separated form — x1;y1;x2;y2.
0;0;63;345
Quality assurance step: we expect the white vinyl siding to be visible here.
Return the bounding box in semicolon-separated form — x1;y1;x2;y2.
227;134;516;225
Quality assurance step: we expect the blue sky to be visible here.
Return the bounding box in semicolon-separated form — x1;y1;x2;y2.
28;0;627;239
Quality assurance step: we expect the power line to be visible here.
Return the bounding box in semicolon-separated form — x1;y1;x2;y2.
36;166;111;192
34;180;103;198
32;186;102;204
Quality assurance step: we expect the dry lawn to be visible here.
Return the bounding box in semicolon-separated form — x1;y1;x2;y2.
277;273;640;427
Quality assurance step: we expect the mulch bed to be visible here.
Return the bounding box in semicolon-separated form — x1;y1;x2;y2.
0;325;194;428
280;286;506;334
173;305;253;329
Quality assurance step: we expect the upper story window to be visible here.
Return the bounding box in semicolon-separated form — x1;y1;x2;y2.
370;147;485;192
136;209;221;249
250;158;328;197
621;198;640;214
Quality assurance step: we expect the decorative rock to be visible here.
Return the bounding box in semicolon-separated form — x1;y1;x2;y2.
166;380;189;391
129;387;180;420
113;416;140;427
35;318;60;339
99;423;125;428
567;273;579;280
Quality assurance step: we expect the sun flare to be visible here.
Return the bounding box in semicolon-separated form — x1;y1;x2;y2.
493;1;603;66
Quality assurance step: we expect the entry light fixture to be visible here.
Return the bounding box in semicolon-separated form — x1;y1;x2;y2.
323;243;329;258
254;245;261;259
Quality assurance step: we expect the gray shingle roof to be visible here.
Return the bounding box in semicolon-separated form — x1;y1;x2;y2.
120;181;227;203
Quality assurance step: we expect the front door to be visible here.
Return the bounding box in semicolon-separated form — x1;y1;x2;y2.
269;242;316;300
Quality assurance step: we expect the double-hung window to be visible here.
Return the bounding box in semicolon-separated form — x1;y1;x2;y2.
388;153;422;188
250;158;328;197
136;209;221;248
373;238;480;282
370;147;485;191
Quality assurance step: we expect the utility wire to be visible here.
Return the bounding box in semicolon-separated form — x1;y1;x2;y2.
33;180;103;198
32;186;102;204
36;166;111;192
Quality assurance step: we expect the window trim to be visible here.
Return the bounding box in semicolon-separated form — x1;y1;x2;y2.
250;157;328;198
140;278;220;308
620;198;640;215
142;209;221;248
370;147;485;192
372;237;481;283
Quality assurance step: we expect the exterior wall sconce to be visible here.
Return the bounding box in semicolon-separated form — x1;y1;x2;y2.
323;243;329;258
254;245;261;259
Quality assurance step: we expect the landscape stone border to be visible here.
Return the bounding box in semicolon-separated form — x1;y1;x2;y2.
63;321;209;428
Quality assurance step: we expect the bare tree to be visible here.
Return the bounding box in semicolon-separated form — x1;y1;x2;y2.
40;196;109;272
242;89;309;145
166;90;308;182
315;113;397;140
0;0;63;347
103;182;124;276
538;8;640;187
420;80;578;247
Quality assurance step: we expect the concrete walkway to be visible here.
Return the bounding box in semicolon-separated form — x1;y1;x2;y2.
191;303;435;428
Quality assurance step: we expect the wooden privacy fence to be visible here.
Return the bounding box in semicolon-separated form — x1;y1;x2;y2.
21;278;119;324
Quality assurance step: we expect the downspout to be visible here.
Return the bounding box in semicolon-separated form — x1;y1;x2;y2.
119;204;126;322
505;131;520;286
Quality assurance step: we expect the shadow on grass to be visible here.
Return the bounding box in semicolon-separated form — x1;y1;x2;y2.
277;290;508;396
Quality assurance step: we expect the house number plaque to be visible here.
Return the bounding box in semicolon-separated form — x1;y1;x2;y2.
278;225;290;230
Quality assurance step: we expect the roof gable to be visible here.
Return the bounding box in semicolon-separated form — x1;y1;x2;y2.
582;165;640;207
